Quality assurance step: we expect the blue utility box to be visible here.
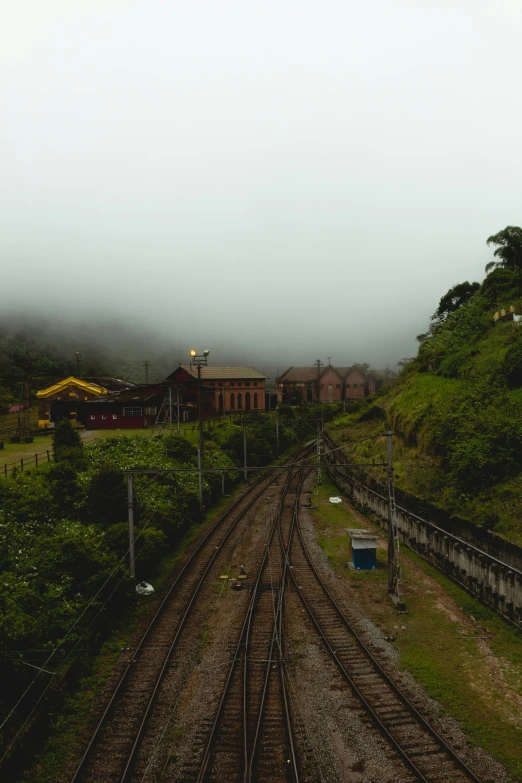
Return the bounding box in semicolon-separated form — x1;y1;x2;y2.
345;528;377;570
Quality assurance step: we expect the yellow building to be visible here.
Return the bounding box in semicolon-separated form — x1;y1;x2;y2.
36;376;109;428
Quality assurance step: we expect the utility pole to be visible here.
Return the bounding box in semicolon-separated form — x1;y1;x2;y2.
177;388;181;434
75;352;82;377
127;472;136;578
169;387;173;435
190;349;209;456
275;414;279;454
197;364;203;454
197;448;203;510
386;431;405;611
143;359;150;384
314;358;323;404
243;422;248;481
316;426;322;485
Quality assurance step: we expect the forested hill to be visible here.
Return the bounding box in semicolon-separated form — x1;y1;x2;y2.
330;251;522;546
0;318;176;413
0;331;114;413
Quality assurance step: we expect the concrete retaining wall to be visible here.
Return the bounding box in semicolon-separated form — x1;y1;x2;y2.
323;434;522;628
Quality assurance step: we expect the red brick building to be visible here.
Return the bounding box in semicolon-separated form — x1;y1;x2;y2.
277;364;377;405
166;366;267;414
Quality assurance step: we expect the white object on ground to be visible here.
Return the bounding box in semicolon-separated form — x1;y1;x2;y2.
136;581;155;596
329;496;342;504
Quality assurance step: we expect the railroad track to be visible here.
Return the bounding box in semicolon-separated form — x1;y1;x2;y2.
191;468;303;783
284;470;484;783
71;446;312;783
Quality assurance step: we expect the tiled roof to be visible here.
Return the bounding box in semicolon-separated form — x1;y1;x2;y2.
279;365;369;382
278;367;318;382
82;376;136;391
179;366;267;380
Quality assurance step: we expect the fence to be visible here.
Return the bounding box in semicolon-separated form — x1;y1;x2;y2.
1;450;52;477
323;431;522;629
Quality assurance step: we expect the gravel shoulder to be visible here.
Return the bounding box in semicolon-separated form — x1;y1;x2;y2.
301;470;519;782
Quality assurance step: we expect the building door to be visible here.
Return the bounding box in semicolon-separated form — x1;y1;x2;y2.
218;393;223;413
327;384;334;402
245;392;251;411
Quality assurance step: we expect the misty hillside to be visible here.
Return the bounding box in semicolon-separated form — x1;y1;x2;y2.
0;316;186;410
328;267;522;546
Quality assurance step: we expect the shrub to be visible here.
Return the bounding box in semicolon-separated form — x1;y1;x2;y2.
503;338;522;386
52;419;84;466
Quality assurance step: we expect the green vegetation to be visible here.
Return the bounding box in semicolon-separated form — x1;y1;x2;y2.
0;405;327;778
329;235;522;544
310;478;522;780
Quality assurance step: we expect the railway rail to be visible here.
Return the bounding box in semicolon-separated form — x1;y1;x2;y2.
284;469;484;783
72;455;487;783
192;469;304;783
71;445;312;783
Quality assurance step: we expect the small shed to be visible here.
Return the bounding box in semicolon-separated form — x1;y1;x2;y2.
344;528;377;570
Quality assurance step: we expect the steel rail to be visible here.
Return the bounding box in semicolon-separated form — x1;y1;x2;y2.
245;470;305;783
195;467;296;783
71;444;311;783
286;476;483;783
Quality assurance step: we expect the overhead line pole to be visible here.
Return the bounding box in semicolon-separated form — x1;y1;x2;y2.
243;422;248;481
127;472;136;578
386;431;405;611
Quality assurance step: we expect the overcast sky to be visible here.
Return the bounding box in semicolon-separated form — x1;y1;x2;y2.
2;0;522;370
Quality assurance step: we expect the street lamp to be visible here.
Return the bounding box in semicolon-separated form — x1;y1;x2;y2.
190;349;210;456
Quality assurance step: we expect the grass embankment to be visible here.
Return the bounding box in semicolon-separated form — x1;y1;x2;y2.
328;388;522;547
310;474;522;781
325;269;522;546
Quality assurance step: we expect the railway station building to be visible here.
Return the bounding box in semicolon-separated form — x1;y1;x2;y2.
276;364;377;405
36;375;136;428
165;365;268;414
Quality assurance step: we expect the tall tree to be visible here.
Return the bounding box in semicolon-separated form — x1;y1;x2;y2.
485;226;522;272
431;281;480;323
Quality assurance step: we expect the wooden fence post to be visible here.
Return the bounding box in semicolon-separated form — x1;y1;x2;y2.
20;458;24;473
35;453;38;468
47;450;50;462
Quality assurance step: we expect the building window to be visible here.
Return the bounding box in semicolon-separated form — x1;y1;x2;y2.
84;396;88;400
245;382;250;387
123;407;143;416
346;383;351;388
336;383;340;388
245;391;251;410
144;407;157;415
254;393;258;409
230;393;235;409
102;415;106;420
113;414;118;420
230;383;235;387
237;393;242;409
90;415;95;420
253;382;258;387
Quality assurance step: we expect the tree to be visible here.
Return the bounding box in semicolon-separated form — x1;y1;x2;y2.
485;226;522;272
431;281;480;323
52;418;84;465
